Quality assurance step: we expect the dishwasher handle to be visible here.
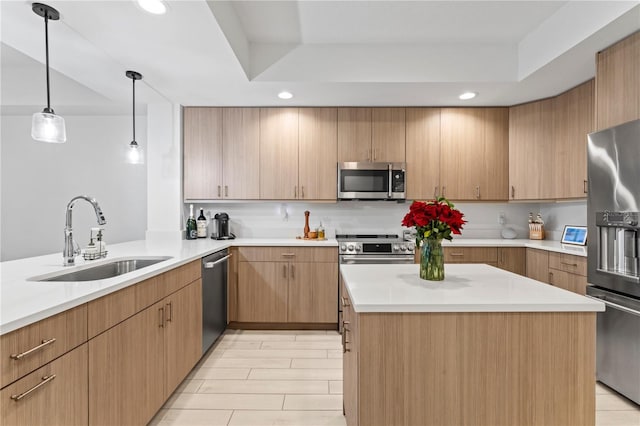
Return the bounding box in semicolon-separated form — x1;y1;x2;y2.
585;295;640;318
203;253;232;269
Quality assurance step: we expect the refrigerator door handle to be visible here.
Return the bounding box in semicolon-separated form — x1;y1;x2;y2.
585;295;640;317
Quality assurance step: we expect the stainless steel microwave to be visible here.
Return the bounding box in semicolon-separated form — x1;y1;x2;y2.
338;162;406;200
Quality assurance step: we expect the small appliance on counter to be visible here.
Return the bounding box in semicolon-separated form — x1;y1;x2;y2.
211;213;235;240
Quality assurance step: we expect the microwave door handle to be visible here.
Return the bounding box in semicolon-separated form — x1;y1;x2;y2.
388;164;392;199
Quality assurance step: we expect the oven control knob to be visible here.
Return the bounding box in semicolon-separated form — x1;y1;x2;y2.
407;245;414;252
400;245;407;251
347;244;354;251
355;245;361;252
393;244;399;251
340;244;347;252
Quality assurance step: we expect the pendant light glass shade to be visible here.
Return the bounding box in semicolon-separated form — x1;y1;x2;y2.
31;3;66;143
125;70;144;165
32;110;66;143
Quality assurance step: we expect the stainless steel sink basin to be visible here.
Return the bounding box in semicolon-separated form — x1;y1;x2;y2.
34;256;173;282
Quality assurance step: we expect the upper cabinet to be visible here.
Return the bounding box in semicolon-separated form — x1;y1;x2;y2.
441;108;508;200
509;81;594;200
596;31;640;131
338;108;405;163
405;108;441;200
183;108;223;200
298;108;338;200
259;108;300;200
184;107;260;200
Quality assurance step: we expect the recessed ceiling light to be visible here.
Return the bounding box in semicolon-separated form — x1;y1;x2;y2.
278;91;293;100
136;0;167;15
459;92;477;100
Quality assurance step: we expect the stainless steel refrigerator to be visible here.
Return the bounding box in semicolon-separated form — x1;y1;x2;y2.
587;118;640;405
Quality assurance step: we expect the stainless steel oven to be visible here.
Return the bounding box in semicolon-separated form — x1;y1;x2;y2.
337;234;415;331
338;162;406;200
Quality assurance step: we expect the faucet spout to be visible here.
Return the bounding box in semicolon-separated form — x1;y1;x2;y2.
63;195;107;266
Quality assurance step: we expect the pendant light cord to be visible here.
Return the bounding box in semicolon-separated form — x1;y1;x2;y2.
44;13;51;111
132;77;136;142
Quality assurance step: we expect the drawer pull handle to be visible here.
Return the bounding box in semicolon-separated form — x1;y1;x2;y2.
342;321;351;353
10;338;56;360
560;262;578;267
281;253;296;257
341;296;350;307
166;302;173;323
11;374;56;401
450;253;464;256
159;307;165;328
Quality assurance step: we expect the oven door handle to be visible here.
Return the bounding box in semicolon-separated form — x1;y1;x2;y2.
585;295;640;317
340;256;415;264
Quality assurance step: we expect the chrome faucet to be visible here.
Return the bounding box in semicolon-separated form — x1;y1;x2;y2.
63;195;106;266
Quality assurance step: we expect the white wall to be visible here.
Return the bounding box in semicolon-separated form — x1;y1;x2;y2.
1;114;147;261
539;201;587;240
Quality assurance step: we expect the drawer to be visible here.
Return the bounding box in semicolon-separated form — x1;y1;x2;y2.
164;260;201;295
444;247;498;263
237;246;338;263
548;252;587;277
548;269;588;295
1;343;88;426
1;305;87;389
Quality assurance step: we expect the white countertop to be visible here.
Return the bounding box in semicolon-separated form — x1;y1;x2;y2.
0;238;337;335
444;239;587;257
341;263;604;313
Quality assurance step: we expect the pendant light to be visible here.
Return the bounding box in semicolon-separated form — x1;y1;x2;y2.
126;70;144;164
31;3;66;143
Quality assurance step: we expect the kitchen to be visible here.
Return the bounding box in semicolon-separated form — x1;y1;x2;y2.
1;1;640;426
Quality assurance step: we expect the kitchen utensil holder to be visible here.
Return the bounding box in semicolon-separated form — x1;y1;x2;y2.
529;224;545;240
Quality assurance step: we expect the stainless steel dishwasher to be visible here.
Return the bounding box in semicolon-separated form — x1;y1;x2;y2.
202;249;230;354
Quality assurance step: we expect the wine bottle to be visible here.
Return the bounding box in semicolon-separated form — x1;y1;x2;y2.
186;204;197;240
197;208;208;238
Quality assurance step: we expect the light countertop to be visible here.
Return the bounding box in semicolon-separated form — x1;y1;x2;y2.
0;238;337;335
341;263;604;313
444;239;587;257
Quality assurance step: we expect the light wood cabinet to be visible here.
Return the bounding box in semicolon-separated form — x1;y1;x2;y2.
260;108;300;200
235;247;338;326
509;99;554;200
288;262;339;323
372;108;406;162
444;246;497;264
89;300;165;426
298;108;338;200
237;261;288;323
222;108;260;199
596;31;640;130
496;247;526;276
526;248;550;283
526;248;587;295
338;108;405;162
338;108;372;162
1;343;88;426
165;279;203;395
342;287;359;426
440;108;509;200
405;108;441;200
183;107;223;200
548;269;588;295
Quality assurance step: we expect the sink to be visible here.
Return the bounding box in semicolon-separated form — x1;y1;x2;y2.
33;256;173;282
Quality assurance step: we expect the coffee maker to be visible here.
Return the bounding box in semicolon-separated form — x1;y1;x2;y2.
212;213;235;240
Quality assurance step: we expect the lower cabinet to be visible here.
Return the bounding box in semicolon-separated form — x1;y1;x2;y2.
234;247;338;325
342;287;359;426
1;343;88;426
526;248;550;283
88;279;202;426
497;247;526;275
526;248;587;294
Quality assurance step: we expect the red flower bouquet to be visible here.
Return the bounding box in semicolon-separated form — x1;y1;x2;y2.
402;197;466;245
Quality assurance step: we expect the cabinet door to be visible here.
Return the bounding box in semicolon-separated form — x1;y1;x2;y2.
481;108;509;200
440;108;485;200
525;248;550;284
259;108;299;200
1;343;87;426
183;107;223;200
372;108;406;162
299;108;338;200
338;108;372;162
89;301;165;426
553;80;594;199
548;269;588;295
288;262;338;323
596;32;640;130
165;279;203;395
223;108;260;199
509;99;553;200
497;247;526;276
342;299;358;426
406;108;440;200
237;261;288;322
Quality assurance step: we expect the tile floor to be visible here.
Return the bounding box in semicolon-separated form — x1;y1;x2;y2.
150;329;640;426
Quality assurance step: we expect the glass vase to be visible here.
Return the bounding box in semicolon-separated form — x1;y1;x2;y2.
420;239;444;281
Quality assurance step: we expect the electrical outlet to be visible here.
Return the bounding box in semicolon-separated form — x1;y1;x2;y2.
498;212;506;225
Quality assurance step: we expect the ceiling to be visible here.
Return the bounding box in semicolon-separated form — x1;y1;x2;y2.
1;0;639;113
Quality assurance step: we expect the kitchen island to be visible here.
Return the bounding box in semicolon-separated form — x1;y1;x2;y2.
340;263;604;426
